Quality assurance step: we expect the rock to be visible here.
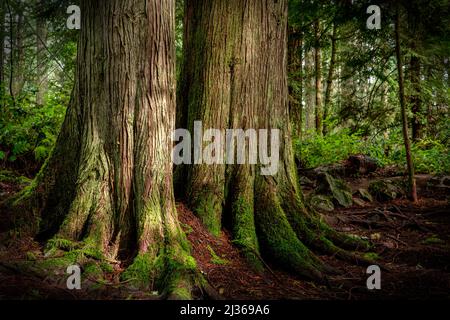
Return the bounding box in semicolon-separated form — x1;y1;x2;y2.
443;177;450;187
317;173;353;207
358;188;373;202
299;175;314;187
353;198;366;207
346;154;379;175
368;179;403;201
309;194;335;212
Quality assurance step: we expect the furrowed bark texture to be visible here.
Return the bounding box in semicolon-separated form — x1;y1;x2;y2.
178;0;368;280
314;20;323;135
323;23;337;135
17;0;195;297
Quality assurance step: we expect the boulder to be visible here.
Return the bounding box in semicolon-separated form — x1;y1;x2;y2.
358;188;373;202
317;172;353;207
309;194;335;212
368;179;403;201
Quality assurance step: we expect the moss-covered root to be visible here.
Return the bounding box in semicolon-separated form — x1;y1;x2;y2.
121;237;199;299
254;184;325;282
230;191;264;272
189;189;223;237
284;201;372;266
305;214;371;252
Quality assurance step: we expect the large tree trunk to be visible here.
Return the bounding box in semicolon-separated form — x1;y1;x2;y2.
178;0;369;280
395;7;418;203
15;0;195;298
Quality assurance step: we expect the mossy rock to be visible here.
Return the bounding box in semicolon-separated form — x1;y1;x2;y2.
309;194;335;212
358;188;373;202
317;173;353;207
353;198;366;207
299;175;314;187
368;179;403;201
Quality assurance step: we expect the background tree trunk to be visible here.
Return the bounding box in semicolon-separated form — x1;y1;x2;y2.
12;8;24;98
36;0;48;106
305;49;315;133
16;0;195;297
395;7;418;203
410;54;422;141
323;23;337;135
288;26;303;138
0;0;4;95
314;20;323;135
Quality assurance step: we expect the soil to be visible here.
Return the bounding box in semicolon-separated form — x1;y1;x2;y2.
0;170;449;300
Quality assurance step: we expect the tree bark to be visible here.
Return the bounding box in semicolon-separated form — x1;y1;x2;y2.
15;0;196;298
314;19;323;135
12;8;24;98
409;54;422;141
178;0;369;280
0;0;4;94
288;26;303;138
323;23;337;135
36;0;48;106
304;49;315;132
395;7;418;203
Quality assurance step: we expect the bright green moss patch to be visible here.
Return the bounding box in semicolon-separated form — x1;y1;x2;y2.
422;235;444;245
121;253;157;288
83;261;104;279
170;286;191;300
194;193;222;237
207;245;229;265
231;196;263;271
363;252;380;261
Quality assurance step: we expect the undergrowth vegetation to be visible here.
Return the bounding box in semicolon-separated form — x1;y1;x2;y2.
294;129;450;175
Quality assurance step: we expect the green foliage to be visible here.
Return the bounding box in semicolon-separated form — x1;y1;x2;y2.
412;139;450;175
294;129;450;175
0;93;66;164
294;129;363;168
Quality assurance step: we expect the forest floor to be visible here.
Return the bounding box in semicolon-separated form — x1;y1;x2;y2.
0;166;449;300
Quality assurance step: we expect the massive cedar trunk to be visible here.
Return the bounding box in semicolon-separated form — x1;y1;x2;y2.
178;0;369;280
15;0;195;298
